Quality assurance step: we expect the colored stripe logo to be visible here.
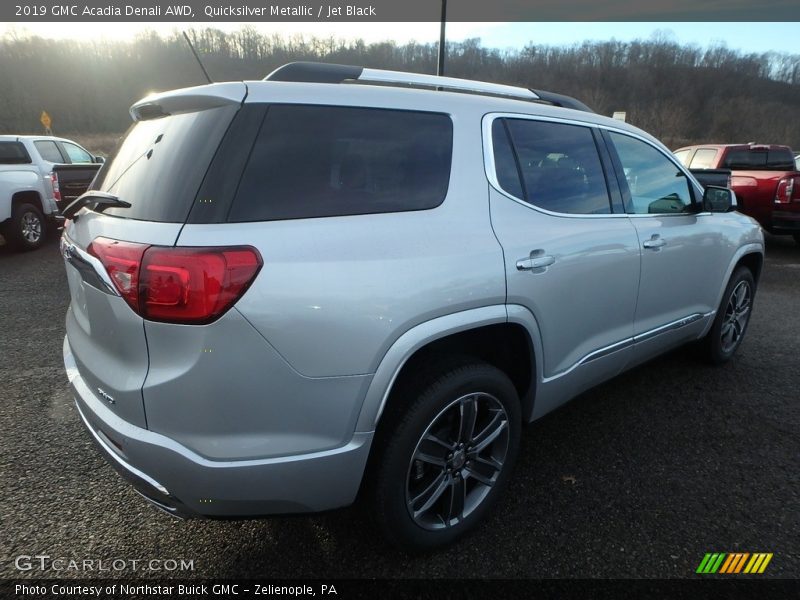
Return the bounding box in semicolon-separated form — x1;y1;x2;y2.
696;553;773;574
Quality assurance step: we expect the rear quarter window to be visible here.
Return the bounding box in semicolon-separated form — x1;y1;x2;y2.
689;148;718;169
0;142;31;164
227;105;453;222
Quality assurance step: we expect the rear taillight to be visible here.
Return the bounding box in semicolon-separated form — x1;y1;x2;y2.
141;247;262;323
88;237;262;324
88;238;147;311
775;177;794;204
51;172;61;201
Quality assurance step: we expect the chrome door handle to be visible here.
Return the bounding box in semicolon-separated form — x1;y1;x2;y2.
516;253;555;271
643;235;666;250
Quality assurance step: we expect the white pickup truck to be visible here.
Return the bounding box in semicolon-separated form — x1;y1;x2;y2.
0;135;103;251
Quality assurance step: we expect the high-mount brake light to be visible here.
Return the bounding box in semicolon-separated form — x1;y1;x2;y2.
88;237;262;324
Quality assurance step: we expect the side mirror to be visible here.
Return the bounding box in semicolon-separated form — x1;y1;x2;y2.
703;185;735;212
94;156;105;164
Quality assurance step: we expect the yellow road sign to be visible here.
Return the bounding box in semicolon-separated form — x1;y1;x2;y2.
40;111;52;130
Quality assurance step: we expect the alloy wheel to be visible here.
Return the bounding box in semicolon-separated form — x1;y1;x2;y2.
405;392;510;530
21;212;42;244
720;280;751;353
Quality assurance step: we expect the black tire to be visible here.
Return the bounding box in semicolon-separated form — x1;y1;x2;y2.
4;203;46;251
702;267;756;365
371;358;521;550
793;233;800;247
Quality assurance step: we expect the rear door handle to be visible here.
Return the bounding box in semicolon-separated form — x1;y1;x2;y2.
643;234;666;250
516;252;555;271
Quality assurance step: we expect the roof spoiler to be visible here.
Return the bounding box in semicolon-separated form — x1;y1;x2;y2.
129;82;247;121
265;62;594;113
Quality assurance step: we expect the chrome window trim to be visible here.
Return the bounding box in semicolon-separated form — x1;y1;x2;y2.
482;112;708;219
541;312;713;383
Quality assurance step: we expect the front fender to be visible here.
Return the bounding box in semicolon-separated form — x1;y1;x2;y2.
0;170;44;221
699;241;765;338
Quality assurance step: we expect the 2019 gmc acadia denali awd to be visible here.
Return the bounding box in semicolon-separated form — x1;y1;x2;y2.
61;62;764;549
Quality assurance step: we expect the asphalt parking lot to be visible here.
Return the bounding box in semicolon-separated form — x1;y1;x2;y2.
1;232;798;580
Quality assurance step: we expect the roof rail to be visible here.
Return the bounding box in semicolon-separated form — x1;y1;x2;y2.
264;62;593;112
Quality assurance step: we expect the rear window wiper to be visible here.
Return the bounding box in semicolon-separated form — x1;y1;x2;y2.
63;191;131;220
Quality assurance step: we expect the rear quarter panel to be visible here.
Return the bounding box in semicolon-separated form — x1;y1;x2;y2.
176;99;506;378
0;168;43;220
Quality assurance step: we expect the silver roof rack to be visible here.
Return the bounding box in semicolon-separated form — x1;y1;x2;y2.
264;62;593;112
358;68;539;101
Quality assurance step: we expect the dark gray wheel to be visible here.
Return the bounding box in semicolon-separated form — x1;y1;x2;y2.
703;267;755;364
406;392;511;531
372;359;521;550
5;203;45;251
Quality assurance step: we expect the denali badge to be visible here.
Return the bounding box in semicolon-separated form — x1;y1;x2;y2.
97;388;115;404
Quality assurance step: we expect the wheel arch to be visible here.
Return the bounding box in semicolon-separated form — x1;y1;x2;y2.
355;305;544;432
11;190;44;214
700;243;764;338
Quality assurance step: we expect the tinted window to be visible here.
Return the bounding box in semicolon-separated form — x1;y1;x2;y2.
498;119;611;215
673;149;691;166
0;142;31;164
62;142;93;163
34;140;64;163
92;105;238;221
689;148;718;169
491;119;523;199
722;148;795;171
609;132;693;214
228;105;452;222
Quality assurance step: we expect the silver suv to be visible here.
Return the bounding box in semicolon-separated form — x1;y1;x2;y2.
61;62;764;549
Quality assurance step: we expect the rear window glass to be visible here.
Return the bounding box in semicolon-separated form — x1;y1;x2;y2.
34;140;65;163
227;105;453;222
722;148;795;170
689;149;718;169
92;105;238;222
0;142;31;164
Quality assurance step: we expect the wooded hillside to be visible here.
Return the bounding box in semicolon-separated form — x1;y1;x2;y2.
1;29;799;150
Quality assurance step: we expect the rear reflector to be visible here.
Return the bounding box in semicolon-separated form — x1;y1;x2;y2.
88;237;262;324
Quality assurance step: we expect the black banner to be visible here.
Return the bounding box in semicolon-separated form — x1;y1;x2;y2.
3;0;800;22
3;579;800;600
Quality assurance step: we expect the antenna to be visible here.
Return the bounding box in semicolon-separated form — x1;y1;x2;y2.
437;0;447;76
183;30;213;84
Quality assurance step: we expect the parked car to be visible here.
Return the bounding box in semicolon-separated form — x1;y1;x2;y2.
795;153;799;170
61;63;764;550
674;143;800;245
0;135;103;250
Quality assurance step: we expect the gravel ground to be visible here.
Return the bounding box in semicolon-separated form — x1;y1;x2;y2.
1;232;798;580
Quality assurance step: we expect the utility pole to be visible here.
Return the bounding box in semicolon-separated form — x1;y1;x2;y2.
437;0;447;76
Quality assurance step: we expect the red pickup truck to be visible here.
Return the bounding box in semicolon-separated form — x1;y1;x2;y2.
674;143;800;245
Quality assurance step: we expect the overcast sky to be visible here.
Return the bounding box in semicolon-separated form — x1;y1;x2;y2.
2;22;799;55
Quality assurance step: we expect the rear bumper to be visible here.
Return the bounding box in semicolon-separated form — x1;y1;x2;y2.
64;337;374;517
770;209;800;233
